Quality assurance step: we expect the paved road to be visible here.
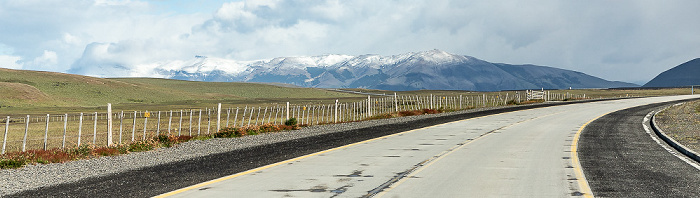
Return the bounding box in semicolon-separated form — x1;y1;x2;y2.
7;99;598;197
579;99;700;197
159;95;700;198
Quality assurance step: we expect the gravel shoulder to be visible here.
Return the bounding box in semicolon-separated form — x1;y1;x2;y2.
0;103;553;196
655;100;700;153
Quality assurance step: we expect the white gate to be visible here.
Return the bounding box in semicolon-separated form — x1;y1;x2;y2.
526;90;546;100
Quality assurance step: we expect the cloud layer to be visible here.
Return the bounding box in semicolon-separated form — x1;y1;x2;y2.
1;0;699;84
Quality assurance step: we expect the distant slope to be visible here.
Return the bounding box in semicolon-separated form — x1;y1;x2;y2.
157;50;637;91
494;63;638;89
643;58;700;87
0;68;355;108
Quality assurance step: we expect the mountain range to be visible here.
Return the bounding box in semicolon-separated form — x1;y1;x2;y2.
643;58;700;88
155;49;637;91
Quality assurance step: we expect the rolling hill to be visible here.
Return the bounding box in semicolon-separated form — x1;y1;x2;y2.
0;68;356;108
643;58;700;87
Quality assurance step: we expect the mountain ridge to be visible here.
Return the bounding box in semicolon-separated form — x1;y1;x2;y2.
155;49;638;91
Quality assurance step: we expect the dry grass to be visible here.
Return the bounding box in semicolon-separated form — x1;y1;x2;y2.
0;122;300;169
655;100;700;153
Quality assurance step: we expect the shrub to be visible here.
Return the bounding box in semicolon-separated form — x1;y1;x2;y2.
506;99;519;105
128;141;155;152
214;127;246;138
71;144;94;157
155;135;180;148
0;159;26;169
94;147;120;156
398;110;422;116
368;113;394;120
285;118;298;126
422;109;441;114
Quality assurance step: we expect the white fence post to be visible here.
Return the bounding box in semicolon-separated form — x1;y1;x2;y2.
168;110;173;135
143;111;148;140
286;102;290;120
107;103;113;146
367;95;371;117
79;113;83;146
2;116;9;154
119;111;124;144
189;110;193;135
131;111;136;142
394;93;398;112
334;99;339;123
156;111;161;136
44;114;49;150
22;115;29;152
226;108;230;127
197;110;202;135
63;114;68;149
217;103;222;132
178;110;183;136
93;112;97;144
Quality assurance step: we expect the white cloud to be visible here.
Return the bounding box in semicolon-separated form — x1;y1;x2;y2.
0;55;23;69
1;0;699;84
24;50;58;69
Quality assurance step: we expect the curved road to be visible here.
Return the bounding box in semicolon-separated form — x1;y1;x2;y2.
157;95;699;197
9;95;699;197
580;99;700;197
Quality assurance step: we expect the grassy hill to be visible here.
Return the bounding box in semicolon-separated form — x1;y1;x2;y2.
0;68;358;114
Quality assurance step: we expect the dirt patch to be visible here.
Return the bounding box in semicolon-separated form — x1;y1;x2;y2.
0;82;49;102
656;100;700;153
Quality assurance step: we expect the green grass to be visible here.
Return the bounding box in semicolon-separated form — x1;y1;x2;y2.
0;68;358;115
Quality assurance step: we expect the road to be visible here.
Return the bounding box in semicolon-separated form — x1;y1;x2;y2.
579;98;700;197
156;95;700;198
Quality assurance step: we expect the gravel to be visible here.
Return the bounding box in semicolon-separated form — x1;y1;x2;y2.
655;100;700;153
0;105;519;196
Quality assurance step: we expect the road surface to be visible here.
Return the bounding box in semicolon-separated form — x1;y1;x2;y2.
157;95;700;198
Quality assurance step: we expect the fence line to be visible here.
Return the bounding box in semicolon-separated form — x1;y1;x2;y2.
0;92;594;153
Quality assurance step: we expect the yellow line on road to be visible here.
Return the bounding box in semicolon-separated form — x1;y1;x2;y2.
571;113;611;198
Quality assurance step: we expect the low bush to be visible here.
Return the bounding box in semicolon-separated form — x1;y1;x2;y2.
422;109;441;114
506;99;520;105
285;118;298;126
0;159;26;169
128;141;156;152
94;147;120;156
398;110;422;116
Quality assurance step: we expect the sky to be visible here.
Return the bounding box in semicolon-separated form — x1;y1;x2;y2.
1;0;699;85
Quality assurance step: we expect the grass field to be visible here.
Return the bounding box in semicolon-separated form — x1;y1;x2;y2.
0;68;361;115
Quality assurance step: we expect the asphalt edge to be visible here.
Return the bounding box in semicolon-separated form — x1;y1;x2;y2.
650;104;700;163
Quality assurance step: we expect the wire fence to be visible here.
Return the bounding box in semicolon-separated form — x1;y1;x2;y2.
1;91;587;154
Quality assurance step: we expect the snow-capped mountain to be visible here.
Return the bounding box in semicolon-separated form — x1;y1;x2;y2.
154;49;637;91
